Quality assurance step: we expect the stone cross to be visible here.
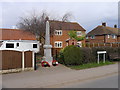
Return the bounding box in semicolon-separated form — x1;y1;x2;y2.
43;19;53;65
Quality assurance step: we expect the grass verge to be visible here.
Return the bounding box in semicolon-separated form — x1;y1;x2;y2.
69;61;116;70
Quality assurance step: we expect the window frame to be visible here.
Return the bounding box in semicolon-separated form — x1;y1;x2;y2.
54;30;62;35
54;41;63;48
6;43;14;48
76;31;82;36
0;41;3;47
112;35;116;39
90;35;95;39
33;44;38;48
16;43;19;47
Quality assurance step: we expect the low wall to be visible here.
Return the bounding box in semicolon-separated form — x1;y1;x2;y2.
0;67;34;74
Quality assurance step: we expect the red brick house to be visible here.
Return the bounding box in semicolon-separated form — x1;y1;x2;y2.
86;23;120;44
49;20;86;55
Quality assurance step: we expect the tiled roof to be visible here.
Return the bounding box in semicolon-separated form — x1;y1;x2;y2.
49;20;86;31
87;26;120;36
0;28;36;40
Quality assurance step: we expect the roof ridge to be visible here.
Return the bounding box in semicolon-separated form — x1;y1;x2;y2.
49;20;78;24
0;28;22;31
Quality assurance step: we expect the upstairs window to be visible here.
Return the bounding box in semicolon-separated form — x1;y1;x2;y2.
54;41;62;48
77;31;82;36
6;43;14;48
91;36;95;39
33;44;37;48
54;30;62;35
112;35;116;39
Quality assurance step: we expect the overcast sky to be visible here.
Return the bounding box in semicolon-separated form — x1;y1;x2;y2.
0;0;118;33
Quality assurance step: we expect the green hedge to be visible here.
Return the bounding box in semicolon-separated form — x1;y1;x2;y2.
58;46;120;66
63;45;83;65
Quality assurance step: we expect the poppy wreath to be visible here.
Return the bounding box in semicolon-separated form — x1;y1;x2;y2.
41;61;50;67
52;60;58;66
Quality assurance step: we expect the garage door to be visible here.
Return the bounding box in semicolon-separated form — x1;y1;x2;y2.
1;50;22;70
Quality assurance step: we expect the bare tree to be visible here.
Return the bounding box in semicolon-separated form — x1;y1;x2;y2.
17;10;72;55
17;11;48;42
62;12;73;22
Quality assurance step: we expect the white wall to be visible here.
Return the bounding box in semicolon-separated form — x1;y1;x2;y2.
0;40;40;53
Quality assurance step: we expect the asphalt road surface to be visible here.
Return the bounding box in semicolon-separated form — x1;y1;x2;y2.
60;74;118;88
2;64;118;88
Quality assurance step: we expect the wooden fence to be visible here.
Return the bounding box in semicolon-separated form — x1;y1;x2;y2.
82;43;120;48
1;50;22;70
0;50;33;70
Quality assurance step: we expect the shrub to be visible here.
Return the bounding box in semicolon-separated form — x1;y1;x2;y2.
58;49;65;64
63;45;83;66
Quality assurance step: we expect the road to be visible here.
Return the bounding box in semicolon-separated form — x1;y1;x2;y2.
2;63;118;88
60;74;118;88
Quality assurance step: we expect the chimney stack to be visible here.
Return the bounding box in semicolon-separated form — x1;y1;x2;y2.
114;24;117;28
102;22;106;27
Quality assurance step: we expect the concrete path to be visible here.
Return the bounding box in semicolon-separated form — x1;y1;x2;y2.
2;63;118;88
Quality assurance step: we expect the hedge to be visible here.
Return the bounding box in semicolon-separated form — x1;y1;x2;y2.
58;45;120;66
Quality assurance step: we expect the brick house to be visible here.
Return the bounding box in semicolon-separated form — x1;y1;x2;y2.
49;20;86;55
86;23;120;44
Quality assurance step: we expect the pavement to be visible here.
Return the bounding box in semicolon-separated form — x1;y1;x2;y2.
2;63;118;88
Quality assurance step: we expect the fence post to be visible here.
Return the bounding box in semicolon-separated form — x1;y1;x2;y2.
111;43;112;47
32;52;35;70
98;54;99;64
93;43;94;47
98;43;99;47
22;51;25;71
103;53;105;63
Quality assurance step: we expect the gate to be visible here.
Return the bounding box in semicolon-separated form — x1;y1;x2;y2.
24;51;32;68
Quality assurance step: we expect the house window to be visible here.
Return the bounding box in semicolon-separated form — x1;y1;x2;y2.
0;41;3;47
86;36;89;39
77;42;82;47
54;41;62;48
112;35;116;39
33;44;37;48
91;36;95;39
108;35;110;38
16;43;19;47
54;30;62;35
77;31;82;36
6;43;14;48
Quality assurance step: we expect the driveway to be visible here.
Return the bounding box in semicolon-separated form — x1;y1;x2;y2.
2;63;118;88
